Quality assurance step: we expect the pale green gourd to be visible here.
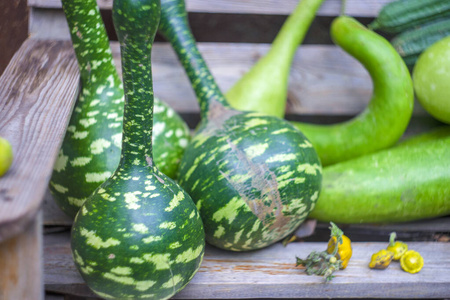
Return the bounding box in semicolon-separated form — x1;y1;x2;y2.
225;0;325;117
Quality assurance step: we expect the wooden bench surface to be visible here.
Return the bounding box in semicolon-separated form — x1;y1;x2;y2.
44;230;450;299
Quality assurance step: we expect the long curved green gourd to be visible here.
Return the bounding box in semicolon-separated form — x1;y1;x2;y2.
71;0;205;299
292;17;414;166
159;0;322;252
309;127;450;223
50;0;190;219
225;0;325;117
228;15;414;166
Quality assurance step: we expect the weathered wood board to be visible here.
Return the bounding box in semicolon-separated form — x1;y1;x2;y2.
0;38;79;242
44;230;450;299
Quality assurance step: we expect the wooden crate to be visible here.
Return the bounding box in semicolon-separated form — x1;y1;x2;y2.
0;0;448;299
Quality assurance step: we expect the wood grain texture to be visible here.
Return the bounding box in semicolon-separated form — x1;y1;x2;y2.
44;230;450;299
0;39;79;242
126;42;426;117
28;0;390;17
0;213;43;300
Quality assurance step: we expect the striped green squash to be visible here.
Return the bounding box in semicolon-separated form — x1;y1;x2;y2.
159;0;322;251
71;1;204;299
49;0;190;219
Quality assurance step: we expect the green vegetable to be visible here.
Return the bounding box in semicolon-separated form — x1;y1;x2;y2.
71;1;205;299
291;16;414;166
395;126;450;148
225;0;325;117
0;137;13;177
391;18;450;69
159;0;322;251
368;0;450;34
50;0;190;219
413;35;450;124
309;130;450;223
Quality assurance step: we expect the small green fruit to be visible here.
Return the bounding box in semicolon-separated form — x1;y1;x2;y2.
0;137;13;177
413;36;450;124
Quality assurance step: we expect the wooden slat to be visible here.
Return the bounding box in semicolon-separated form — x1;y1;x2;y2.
1;214;43;300
128;42;426;117
44;231;450;299
22;40;393;117
0;39;79;242
28;0;391;17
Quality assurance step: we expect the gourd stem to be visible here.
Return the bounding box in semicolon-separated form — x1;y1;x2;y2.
389;232;397;247
113;1;160;168
62;0;119;82
340;0;347;15
159;0;231;120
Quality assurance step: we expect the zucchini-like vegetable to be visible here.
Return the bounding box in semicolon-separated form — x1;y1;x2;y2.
225;0;325;117
391;18;450;68
50;0;190;219
71;1;205;299
159;0;322;251
369;0;450;34
309;127;450;223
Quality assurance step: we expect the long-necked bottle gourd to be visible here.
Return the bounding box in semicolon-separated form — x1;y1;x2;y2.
50;0;190;219
225;0;325;117
159;0;322;251
228;15;414;166
310;127;450;223
71;1;204;299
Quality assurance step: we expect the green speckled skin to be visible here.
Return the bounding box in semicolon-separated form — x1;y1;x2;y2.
71;1;204;299
50;0;190;219
159;0;322;251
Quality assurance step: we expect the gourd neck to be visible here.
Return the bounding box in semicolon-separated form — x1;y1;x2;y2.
267;0;324;71
159;0;231;120
62;0;119;83
113;0;160;169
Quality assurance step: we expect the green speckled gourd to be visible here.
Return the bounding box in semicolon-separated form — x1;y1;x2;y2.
70;1;204;299
159;0;322;251
49;0;190;219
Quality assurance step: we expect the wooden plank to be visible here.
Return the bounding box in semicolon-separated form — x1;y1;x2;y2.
29;8;341;44
0;39;79;242
22;40;412;117
0;213;43;300
125;42;426;117
28;0;391;17
44;230;450;299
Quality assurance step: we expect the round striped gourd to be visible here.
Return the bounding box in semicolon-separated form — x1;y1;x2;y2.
159;0;322;251
49;0;190;219
71;1;204;299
